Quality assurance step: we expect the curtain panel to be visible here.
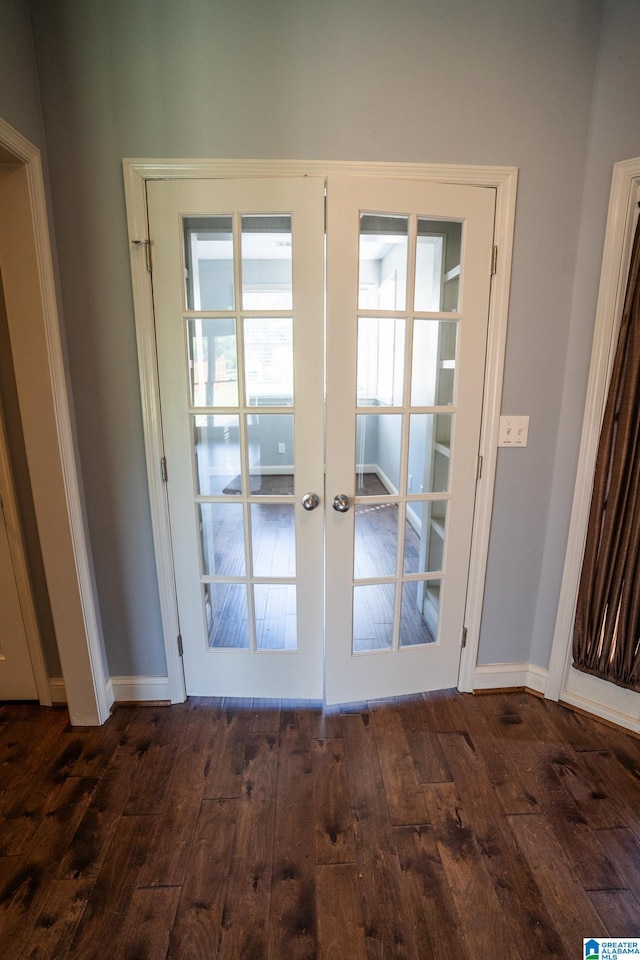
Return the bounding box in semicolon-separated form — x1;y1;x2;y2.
573;212;640;692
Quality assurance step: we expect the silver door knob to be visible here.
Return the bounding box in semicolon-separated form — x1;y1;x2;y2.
301;492;320;511
332;493;350;513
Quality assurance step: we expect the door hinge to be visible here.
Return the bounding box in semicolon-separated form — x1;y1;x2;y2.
461;626;468;649
491;245;498;276
476;454;483;480
132;238;152;273
160;456;168;483
177;634;184;657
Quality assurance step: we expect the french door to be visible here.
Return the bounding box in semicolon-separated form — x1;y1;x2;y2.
147;174;494;702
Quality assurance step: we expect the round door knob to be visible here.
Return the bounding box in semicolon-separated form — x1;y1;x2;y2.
301;492;320;511
332;493;350;513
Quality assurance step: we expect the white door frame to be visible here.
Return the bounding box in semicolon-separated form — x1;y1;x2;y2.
123;159;518;703
546;157;640;733
0;376;47;700
0;116;109;724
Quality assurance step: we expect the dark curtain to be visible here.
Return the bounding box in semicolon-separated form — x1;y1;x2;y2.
573;212;640;692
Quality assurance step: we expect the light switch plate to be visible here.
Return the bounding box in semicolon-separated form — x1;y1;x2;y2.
498;415;530;447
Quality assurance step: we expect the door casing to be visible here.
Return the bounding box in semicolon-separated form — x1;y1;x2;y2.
124;159;519;703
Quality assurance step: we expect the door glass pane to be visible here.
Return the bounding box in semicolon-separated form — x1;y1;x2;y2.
416;219;462;313
357;318;405;407
403;501;447;574
352;583;396;652
251;503;296;577
193;415;241;495
244;318;293;406
411;320;457;407
400;581;437;647
354;502;398;579
205;582;249;649
407;414;452;494
254;584;297;650
188;318;238;408
356;414;402;496
247;413;294;495
359;214;408;310
241;215;292;310
199;502;245;576
415;232;444;311
184;216;234;311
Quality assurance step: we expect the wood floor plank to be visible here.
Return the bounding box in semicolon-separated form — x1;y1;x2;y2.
64;815;153;960
138;701;222;888
394;824;470;960
369;703;430;825
57;730;142;879
581;750;640;840
342;711;422;960
499;739;626;890
591;827;640;900
507;813;607;955
215;733;278;960
167;799;238;960
0;858;55;959
316;864;367;960
15;878;93;960
447;694;541;815
108;885;182;960
437;730;567;960
311;737;356;864
268;710;316;960
424;782;524;960
588;888;640;937
124;703;192;816
394;697;452;785
249;699;281;734
202;702;254;800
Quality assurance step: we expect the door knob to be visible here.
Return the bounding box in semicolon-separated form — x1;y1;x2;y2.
301;492;320;511
332;493;350;513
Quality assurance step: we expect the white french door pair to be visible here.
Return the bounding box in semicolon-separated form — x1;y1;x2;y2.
148;175;494;703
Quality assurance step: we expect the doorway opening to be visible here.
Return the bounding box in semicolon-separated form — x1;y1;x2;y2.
124;159;518;704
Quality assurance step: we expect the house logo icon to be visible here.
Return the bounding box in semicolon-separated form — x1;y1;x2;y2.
585;940;600;959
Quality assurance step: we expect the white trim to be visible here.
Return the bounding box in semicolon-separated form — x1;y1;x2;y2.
560;687;639;736
110;675;171;703
474;661;548;695
0;117;109;725
546;158;640;706
48;677;67;703
123;159;518;701
0;395;50;704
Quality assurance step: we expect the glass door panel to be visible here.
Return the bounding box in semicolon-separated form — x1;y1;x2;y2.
148;176;325;698
326;175;495;704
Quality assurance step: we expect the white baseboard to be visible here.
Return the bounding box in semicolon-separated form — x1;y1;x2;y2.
473;662;548;695
110;675;171;703
559;689;640;736
48;677;67;703
47;675;171;708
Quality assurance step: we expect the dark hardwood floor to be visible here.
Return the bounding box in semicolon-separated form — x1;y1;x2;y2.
1;691;639;959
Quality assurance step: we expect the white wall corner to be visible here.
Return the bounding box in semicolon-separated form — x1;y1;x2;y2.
474;662;548;696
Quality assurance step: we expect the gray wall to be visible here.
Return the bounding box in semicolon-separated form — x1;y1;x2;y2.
0;0;44;149
13;0;638;676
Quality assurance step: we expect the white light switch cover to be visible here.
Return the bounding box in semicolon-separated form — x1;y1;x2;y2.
498;415;530;447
